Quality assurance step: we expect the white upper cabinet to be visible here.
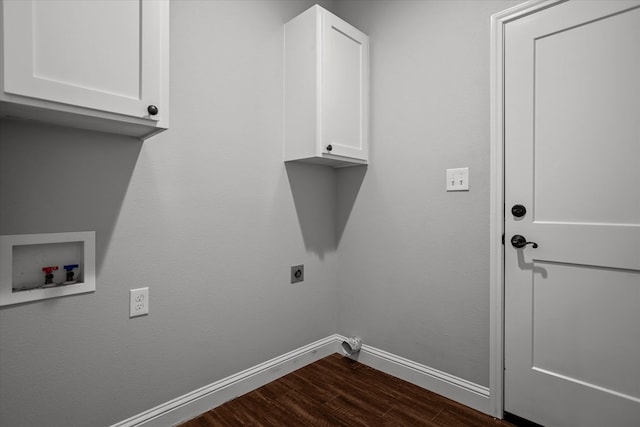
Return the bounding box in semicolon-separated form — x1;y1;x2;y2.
0;0;169;140
284;5;369;167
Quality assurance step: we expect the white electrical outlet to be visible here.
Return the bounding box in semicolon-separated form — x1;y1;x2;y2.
446;167;469;191
129;287;149;317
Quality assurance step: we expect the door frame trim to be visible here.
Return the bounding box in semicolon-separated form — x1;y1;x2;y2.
488;0;564;418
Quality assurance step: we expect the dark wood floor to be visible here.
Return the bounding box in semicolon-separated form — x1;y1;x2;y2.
179;353;514;426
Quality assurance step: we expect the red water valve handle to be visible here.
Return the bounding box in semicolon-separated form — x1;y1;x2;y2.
42;266;59;274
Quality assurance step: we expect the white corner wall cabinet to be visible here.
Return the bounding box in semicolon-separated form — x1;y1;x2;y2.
284;5;369;167
0;0;169;140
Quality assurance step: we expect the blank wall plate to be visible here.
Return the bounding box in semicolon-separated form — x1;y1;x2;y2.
446;167;469;191
130;287;149;317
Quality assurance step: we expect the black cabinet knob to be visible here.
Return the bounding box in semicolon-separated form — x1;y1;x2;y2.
147;105;159;116
326;145;333;152
511;204;527;217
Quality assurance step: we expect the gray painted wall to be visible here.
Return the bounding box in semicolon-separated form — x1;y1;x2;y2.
0;1;520;426
333;0;520;387
0;1;338;426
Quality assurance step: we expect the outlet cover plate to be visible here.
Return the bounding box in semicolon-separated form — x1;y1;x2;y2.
130;287;149;317
291;265;304;283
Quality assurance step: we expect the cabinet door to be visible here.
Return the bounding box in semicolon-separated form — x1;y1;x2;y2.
2;0;163;122
321;12;369;161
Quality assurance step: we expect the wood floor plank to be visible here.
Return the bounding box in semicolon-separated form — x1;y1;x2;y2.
432;408;513;427
253;375;297;401
238;391;307;427
381;406;443;427
285;370;341;404
275;390;349;427
381;396;445;424
323;394;392;426
179;354;514;427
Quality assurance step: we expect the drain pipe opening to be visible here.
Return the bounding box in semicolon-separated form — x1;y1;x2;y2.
341;337;362;356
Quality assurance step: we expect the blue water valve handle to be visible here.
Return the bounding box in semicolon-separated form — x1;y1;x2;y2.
63;264;79;283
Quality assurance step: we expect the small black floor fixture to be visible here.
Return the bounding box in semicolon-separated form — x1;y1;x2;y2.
504;412;545;427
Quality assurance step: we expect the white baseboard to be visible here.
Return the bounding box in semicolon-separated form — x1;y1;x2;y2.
338;335;491;415
111;335;339;427
112;334;490;427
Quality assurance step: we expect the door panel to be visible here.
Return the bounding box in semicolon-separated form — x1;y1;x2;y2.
504;1;640;426
322;12;368;160
533;7;640;224
532;262;640;399
3;0;161;120
32;0;141;99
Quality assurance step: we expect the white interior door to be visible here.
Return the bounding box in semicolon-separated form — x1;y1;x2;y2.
504;1;640;426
